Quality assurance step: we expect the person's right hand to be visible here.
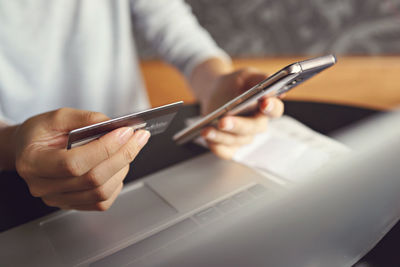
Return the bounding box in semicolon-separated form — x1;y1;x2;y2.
14;108;150;211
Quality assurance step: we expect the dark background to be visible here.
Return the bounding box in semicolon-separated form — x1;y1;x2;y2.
136;0;400;58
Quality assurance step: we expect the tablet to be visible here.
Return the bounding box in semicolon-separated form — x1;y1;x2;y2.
67;101;183;149
173;55;337;145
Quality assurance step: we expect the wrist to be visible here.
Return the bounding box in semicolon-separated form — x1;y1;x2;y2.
0;124;19;170
190;57;233;105
195;57;233;82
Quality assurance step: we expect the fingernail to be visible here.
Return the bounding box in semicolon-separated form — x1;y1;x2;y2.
135;130;150;147
263;100;274;115
221;118;234;131
206;129;217;140
118;127;133;144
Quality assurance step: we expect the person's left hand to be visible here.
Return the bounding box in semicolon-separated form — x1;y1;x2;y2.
201;68;284;159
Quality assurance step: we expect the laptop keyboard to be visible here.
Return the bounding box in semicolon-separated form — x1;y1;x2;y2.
91;184;269;267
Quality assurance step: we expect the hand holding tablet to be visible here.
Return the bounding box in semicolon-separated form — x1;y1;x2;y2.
173;55;337;145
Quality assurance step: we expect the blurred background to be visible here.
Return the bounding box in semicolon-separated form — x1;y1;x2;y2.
137;0;400;57
136;0;400;110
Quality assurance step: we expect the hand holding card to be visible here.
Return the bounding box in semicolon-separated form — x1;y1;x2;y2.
67;101;183;149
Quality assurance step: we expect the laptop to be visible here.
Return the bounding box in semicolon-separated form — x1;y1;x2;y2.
1;111;400;267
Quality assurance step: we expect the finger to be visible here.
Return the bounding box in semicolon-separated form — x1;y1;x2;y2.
202;127;254;146
218;114;269;135
209;143;239;160
22;175;78;198
61;183;123;211
278;93;287;99
234;68;268;93
33;128;147;178
42;166;128;206
48;108;109;132
259;98;284;118
59;127;139;176
76;130;150;189
31;130;149;194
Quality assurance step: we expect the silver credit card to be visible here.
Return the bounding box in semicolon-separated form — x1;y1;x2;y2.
67;101;183;149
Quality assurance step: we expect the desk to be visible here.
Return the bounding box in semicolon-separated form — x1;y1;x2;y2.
141;56;400;111
0;101;397;266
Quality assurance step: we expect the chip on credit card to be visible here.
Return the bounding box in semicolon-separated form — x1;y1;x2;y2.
67;101;183;149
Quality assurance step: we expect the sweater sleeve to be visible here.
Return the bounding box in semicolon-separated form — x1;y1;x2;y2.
130;0;231;79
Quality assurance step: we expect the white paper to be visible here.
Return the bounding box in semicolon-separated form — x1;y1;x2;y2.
187;115;350;183
233;116;350;182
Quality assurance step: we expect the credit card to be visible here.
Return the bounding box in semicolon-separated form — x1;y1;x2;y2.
67;101;183;149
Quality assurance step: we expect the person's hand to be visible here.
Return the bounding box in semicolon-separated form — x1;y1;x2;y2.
14;108;150;211
201;68;284;159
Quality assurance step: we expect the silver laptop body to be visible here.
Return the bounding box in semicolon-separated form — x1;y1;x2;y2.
139;111;400;267
0;152;283;267
1;111;400;267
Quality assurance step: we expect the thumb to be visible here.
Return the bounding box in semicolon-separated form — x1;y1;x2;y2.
48;108;110;131
235;68;269;93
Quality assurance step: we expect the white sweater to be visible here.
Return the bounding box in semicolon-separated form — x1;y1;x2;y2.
0;0;229;123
